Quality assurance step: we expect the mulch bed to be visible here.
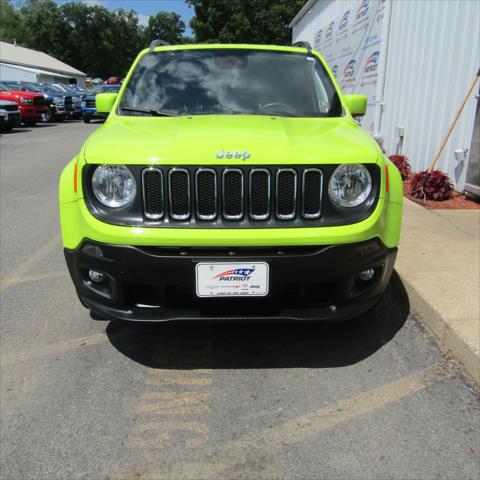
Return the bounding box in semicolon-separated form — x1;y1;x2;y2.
402;179;480;210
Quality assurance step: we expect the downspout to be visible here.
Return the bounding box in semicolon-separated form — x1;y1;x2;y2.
373;0;393;143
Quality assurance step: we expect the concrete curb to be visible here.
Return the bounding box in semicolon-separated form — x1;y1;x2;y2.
400;276;479;385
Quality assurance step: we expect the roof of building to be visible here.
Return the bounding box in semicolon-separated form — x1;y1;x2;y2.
289;0;319;28
0;41;86;77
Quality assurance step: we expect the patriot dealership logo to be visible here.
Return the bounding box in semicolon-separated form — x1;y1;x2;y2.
364;51;380;73
339;11;350;31
213;268;255;281
356;0;370;20
343;59;356;78
314;28;323;48
325;21;334;39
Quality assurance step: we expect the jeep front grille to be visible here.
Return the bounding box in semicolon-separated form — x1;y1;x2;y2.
142;166;324;224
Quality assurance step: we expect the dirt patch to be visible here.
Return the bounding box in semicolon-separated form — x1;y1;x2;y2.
402;179;480;210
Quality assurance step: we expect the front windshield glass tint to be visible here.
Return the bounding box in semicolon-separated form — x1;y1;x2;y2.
119;49;341;117
93;85;120;94
42;84;65;94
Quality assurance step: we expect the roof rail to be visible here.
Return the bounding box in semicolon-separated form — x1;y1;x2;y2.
292;41;312;52
149;39;169;52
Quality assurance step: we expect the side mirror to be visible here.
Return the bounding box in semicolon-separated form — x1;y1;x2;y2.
344;94;367;117
96;93;118;114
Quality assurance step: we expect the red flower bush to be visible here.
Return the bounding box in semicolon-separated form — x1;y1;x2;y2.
389;155;411;180
410;170;454;201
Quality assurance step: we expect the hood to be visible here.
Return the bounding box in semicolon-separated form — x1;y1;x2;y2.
1;89;43;100
84;115;380;166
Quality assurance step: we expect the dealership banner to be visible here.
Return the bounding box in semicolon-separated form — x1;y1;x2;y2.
314;0;386;132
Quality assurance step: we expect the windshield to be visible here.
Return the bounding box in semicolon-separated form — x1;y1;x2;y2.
92;85;121;95
0;81;25;91
119;49;342;117
40;84;65;94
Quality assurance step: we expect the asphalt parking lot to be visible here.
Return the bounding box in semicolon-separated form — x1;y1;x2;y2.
1;122;479;480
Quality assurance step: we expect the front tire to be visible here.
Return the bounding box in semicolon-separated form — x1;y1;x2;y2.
45;108;54;123
83;115;91;124
23;120;37;127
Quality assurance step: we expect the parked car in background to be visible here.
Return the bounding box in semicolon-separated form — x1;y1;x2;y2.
0;99;21;131
106;77;120;84
4;81;68;122
53;83;83;119
81;84;121;123
32;83;75;120
0;83;46;126
92;78;103;85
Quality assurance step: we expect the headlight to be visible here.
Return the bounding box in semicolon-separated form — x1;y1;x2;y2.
20;98;33;105
328;164;372;208
92;165;136;208
53;97;63;105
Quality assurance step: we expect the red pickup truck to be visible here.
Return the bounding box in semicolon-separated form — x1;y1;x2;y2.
0;84;46;126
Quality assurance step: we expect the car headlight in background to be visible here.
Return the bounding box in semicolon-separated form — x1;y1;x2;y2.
20;98;33;105
81;101;86;107
92;165;136;208
53;97;63;105
328;164;372;208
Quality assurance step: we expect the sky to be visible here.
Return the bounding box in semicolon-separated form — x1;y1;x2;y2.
54;0;195;34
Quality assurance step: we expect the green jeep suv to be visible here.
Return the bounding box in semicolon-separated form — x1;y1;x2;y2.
59;43;403;323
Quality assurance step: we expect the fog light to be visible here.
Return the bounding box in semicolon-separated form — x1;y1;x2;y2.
88;270;105;283
359;268;375;281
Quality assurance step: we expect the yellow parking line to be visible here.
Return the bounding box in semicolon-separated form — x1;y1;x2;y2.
135;421;210;434
127;363;450;479
136;405;210;415
219;363;449;452
1;233;61;291
1;333;107;366
146;376;213;386
3;270;69;287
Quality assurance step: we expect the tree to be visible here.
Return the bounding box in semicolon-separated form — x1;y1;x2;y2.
144;11;186;45
0;0;27;44
59;2;144;78
18;0;71;59
187;0;305;45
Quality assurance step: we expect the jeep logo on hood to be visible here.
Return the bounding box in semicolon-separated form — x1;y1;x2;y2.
216;150;251;160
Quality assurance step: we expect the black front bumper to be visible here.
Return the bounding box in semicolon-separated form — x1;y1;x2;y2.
64;239;397;323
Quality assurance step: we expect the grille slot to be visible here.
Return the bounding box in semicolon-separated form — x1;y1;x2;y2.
302;169;323;219
168;169;191;220
223;169;244;220
143;168;164;220
276;169;297;220
249;169;271;220
196;168;217;220
142;166;324;225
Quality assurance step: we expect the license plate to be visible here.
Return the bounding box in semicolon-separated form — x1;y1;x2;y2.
195;262;269;297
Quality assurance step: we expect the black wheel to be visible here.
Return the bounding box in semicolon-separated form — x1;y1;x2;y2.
23;120;37;127
55;115;65;123
45;108;54;123
0;125;14;132
83;115;91;124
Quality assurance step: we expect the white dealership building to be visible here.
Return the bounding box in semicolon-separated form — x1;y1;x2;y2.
291;0;479;194
0;41;86;86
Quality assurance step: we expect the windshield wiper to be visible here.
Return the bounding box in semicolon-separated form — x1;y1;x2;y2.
120;106;174;117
